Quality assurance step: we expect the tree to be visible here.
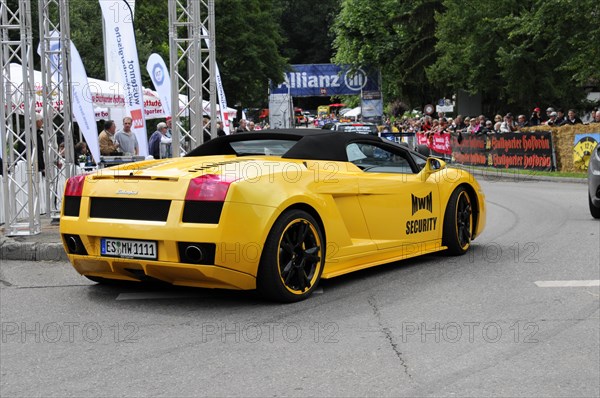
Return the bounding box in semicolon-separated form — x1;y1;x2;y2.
428;0;598;114
215;0;288;108
332;0;443;109
66;0;288;109
279;0;340;64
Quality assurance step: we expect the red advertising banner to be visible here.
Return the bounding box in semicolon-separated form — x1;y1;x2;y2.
416;132;429;146
450;131;555;171
415;132;452;155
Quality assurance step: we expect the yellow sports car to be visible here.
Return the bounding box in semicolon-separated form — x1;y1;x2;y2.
60;130;485;302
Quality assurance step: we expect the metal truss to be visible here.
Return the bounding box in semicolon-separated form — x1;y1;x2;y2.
1;0;40;235
38;0;74;220
168;0;216;156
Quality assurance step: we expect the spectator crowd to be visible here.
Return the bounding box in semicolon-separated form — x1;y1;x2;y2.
388;107;599;138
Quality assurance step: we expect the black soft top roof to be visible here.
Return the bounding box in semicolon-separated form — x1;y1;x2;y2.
185;129;384;162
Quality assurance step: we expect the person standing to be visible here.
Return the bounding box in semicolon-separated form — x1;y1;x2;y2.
148;122;172;159
235;119;249;133
555;109;567;126
216;121;226;136
34;113;45;173
115;116;139;156
529;107;543;126
564;109;582;125
500;113;516;133
517;114;529;129
98;120;121;156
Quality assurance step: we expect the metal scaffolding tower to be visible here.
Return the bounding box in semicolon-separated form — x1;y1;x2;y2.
168;0;216;156
0;0;40;235
38;0;74;221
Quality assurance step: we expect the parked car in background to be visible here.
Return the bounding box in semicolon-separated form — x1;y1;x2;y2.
294;107;307;125
588;142;600;218
322;122;379;136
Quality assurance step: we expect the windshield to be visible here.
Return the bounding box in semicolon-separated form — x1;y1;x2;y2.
229;139;297;156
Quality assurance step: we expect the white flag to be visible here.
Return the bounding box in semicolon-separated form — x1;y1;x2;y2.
201;27;230;134
99;0;147;155
70;44;101;163
146;53;171;117
36;32;100;164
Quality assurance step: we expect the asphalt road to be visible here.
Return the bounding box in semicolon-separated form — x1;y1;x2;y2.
1;179;599;397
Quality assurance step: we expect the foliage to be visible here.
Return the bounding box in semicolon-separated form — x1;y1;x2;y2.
5;0;599;114
68;0;288;108
279;0;340;64
428;0;599;114
332;0;444;108
215;0;288;107
332;0;599;114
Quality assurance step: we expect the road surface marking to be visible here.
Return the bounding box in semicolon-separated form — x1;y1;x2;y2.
534;280;600;288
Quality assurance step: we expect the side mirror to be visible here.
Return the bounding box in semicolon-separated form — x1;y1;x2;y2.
421;157;446;181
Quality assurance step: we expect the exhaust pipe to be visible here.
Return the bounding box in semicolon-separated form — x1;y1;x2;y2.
185;245;204;263
66;236;80;254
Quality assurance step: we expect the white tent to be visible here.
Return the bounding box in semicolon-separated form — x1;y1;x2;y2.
344;106;361;118
4;63;237;121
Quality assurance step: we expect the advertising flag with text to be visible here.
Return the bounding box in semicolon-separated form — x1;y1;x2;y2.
99;0;147;155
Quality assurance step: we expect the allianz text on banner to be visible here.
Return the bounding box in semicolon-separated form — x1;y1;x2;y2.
270;64;380;97
99;0;147;156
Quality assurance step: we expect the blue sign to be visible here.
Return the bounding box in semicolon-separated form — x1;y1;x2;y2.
152;63;165;86
271;64;380;97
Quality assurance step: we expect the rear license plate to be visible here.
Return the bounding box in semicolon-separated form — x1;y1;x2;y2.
100;238;157;260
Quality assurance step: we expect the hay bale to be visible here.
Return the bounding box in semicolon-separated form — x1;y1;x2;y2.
523;124;600;172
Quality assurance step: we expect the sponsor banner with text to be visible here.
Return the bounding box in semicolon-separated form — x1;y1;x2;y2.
451;132;555;170
100;0;147;155
270;64;380;97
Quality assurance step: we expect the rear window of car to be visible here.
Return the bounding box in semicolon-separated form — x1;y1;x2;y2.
230;139;297;156
337;124;378;135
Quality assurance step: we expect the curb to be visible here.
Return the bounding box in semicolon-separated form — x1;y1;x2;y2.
454;165;587;184
0;239;68;262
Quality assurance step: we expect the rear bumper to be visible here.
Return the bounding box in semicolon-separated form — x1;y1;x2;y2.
60;201;278;286
68;254;256;290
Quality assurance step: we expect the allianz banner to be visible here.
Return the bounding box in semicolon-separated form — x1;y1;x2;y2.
270;64;380;97
451;132;555;171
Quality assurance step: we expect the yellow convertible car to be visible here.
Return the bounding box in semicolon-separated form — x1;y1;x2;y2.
60;130;485;302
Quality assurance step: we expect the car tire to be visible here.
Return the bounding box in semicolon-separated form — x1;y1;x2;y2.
442;186;473;255
589;191;600;219
257;209;325;303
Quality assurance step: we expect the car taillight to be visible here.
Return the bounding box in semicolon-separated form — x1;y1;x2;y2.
64;175;86;197
185;174;238;201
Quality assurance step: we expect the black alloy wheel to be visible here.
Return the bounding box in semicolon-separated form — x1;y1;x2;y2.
443;186;473;255
257;209;324;302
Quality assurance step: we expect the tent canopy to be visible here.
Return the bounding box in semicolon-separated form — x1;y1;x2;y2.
4;63;237;121
343;106;361;117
